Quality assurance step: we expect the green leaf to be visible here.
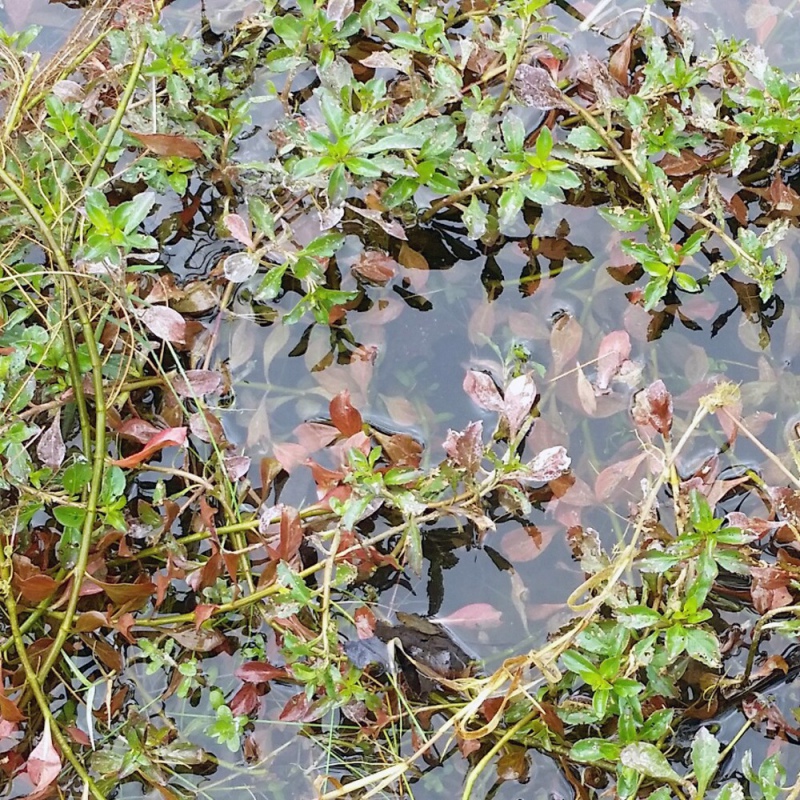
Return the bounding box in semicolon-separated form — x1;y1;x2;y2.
685;627;720;667
674;272;700;292
63;461;93;496
535;126;553;161
405;517;423;575
293;156;326;178
498;182;524;229
730;140;750;176
302;233;345;258
643;276;668;311
116;191;156;235
100;466;126;505
463;195;488;239
345;157;382;178
501;113;525;152
248;196;275;239
692;727;720;798
571;738;621;763
327;162;349;205
83;188;112;233
561;650;600;682
620;742;681;783
54;506;86;529
567;126;606;150
382;177;418;208
616;604;663;629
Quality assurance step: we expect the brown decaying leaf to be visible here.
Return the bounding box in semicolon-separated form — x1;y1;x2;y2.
224;213;254;248
352;250;398;285
631;380;673;437
608;32;635;88
172;369;223;398
513;64;570;111
658;150;707;177
36;410;65;470
138;305;187;345
326;0;354;29
463;371;504;413
330;389;363;436
116;417;161;444
750;565;793;613
500;525;554;562
576;53;619;107
443;420;484;472
170;627;226;652
128;130;204;160
189;410;226;445
527;446;571;482
110;426;187;468
354;606;376;639
398;242;429;270
595;330;631;392
550;313;583;375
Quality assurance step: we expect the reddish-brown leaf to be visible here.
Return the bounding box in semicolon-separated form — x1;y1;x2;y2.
595;330;631;392
398;243;428;270
594;453;648;502
128;130;204;160
116;417;161;444
513;64;570;110
88;576;155;607
463;371;504;413
279;692;324;723
230;684;260;717
235;661;287;683
443;421;483;472
750;566;793;613
0;690;24;723
550;313;583;375
330;389;363;436
224;213;254;248
194;604;218;629
527;446;571;482
189;410;226;445
138;305;187;344
172;370;223;398
170;628;225;652
354;606;376;639
500;525;554;562
658;150;707;177
110;426;187;468
632;380;673;437
36;411;65;470
608;32;634;88
15;574;60;604
503;373;536;435
224;455;251;482
352;250;398;285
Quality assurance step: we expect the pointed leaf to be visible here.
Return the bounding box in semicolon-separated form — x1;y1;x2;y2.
620;742;681;783
110;426;187;468
463;371;504;413
27;719;61;790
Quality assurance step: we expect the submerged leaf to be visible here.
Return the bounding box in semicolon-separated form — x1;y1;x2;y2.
27;719;61;790
138;305;187;344
433;603;502;628
513;64;570;110
463;371;504;413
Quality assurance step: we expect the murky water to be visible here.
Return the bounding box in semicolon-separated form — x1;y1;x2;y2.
5;0;800;796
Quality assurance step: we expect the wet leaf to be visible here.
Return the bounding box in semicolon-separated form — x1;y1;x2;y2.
128;130;204;160
224;214;254;248
330;390;363;436
352;250;398;285
513;64;570;110
36;411;65;470
595;330;631;392
528;446;571;482
170;627;225;652
632;380;673;437
501;525;554;562
496;745;529;781
609;32;634;87
692;727;720;798
326;0;354;29
138;305;187;344
189;410;226;445
443;421;483;472
433;603;502;628
463;371;504;413
110;426;187;468
235;661;287;683
116;417;161;444
224;252;260;283
27;719;61;790
398;243;429;270
224;455;251;482
172;370;222;397
750;565;793;613
620;742;681;782
550;313;583;374
658;150;706;177
504;373;536;435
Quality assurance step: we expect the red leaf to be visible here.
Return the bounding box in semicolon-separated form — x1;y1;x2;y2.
128;130;204;160
330;390;363;436
224;214;254;248
235;661;287;683
110;426;187;468
443;421;484;472
433;603;502;628
230;684;260;717
463;371;504;413
279;692;324;722
138;306;187;344
595;330;631;392
193;604;217;629
354;606;376;639
503;373;536;435
172;370;222;398
632;380;673;437
527;446;571;482
27;720;61;790
750;566;793;613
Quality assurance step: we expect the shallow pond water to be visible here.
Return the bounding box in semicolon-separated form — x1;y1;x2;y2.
5;0;800;797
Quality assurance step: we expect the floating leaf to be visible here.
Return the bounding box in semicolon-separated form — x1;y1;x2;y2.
224;252;260;283
128;130;204;159
138;305;187;344
110;426;187;468
433;603;502;628
235;662;287;683
463;371;504;413
503;373;536;435
330;390;363;436
171;627;226;652
443;421;483;472
528;446;571;482
172;370;222;398
352;250;398;285
595;330;631;392
632;380;673;437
